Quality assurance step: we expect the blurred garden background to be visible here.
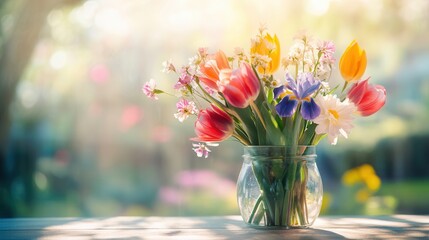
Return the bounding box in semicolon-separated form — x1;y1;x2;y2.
1;0;428;217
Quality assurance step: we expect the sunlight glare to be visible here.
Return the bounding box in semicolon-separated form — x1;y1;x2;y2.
306;0;330;16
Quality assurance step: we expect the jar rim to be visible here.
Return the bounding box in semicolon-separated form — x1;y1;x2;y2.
243;145;315;148
243;145;317;159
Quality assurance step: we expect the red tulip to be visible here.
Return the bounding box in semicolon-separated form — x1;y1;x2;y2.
348;79;386;116
218;62;260;108
193;104;234;142
199;50;230;90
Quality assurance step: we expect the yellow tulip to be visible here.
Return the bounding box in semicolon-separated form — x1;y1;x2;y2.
250;33;280;74
339;40;367;82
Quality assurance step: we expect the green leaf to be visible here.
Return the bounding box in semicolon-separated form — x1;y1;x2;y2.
261;104;285;145
299;122;317;145
230;106;258;145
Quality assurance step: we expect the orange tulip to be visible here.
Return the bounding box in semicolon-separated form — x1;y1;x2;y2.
339;40;367;82
250;33;280;74
199;50;230;90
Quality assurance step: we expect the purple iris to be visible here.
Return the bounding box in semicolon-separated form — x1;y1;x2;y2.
275;72;321;120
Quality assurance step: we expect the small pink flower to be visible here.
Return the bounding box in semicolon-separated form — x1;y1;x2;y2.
198;47;208;59
142;79;159;100
192;142;218;158
218;62;260;108
348;79;386;116
174;72;193;90
317;41;336;64
162;59;176;73
193;104;234;142
174;99;198;122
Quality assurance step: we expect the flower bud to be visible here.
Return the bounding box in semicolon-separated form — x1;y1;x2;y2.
339;40;367;82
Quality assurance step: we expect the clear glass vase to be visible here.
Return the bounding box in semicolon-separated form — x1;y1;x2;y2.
236;145;323;228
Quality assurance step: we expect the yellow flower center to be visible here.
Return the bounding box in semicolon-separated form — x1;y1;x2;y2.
329;109;340;120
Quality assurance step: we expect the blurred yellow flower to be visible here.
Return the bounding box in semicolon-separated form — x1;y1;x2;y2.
358;163;375;178
365;174;381;191
342;168;360;185
339;40;367;82
356;189;370;203
250;33;280;74
320;193;332;214
342;164;382;203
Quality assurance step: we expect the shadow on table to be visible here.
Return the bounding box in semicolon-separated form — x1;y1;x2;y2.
150;216;347;240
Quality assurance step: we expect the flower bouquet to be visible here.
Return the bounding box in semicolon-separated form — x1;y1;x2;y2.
143;27;386;228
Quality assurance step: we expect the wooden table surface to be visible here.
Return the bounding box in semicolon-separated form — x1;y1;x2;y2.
0;215;428;239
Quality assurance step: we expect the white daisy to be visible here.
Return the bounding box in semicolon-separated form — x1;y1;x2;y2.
313;95;357;145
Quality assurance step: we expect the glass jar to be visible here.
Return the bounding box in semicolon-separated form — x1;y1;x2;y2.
236;145;323;228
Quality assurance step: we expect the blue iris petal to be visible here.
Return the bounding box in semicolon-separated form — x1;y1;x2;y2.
273;85;285;99
301;98;321;120
285;73;297;90
300;81;320;98
275;96;298;117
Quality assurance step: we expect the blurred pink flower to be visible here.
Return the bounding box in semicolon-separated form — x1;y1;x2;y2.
120;105;142;130
176;170;235;198
90;64;110;84
158;187;183;205
151;125;172;143
177;170;218;188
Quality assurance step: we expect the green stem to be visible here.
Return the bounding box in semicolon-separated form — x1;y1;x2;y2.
233;133;250;145
250;101;266;129
248;194;263;224
341;81;349;93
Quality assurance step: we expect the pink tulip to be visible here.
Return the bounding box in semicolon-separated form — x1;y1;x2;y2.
218;62;260;108
193;105;234;142
199;50;230;90
348;79;386;116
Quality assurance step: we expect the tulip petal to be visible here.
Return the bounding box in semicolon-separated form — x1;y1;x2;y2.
215;50;230;70
275;96;298;117
241;62;260;99
301;98;321;120
359;85;386;116
222;84;248;108
193;105;234;142
348;79;368;104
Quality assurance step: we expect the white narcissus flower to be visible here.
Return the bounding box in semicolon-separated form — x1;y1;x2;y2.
313;95;357;145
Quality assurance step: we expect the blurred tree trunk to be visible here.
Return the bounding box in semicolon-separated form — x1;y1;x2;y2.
0;0;82;217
